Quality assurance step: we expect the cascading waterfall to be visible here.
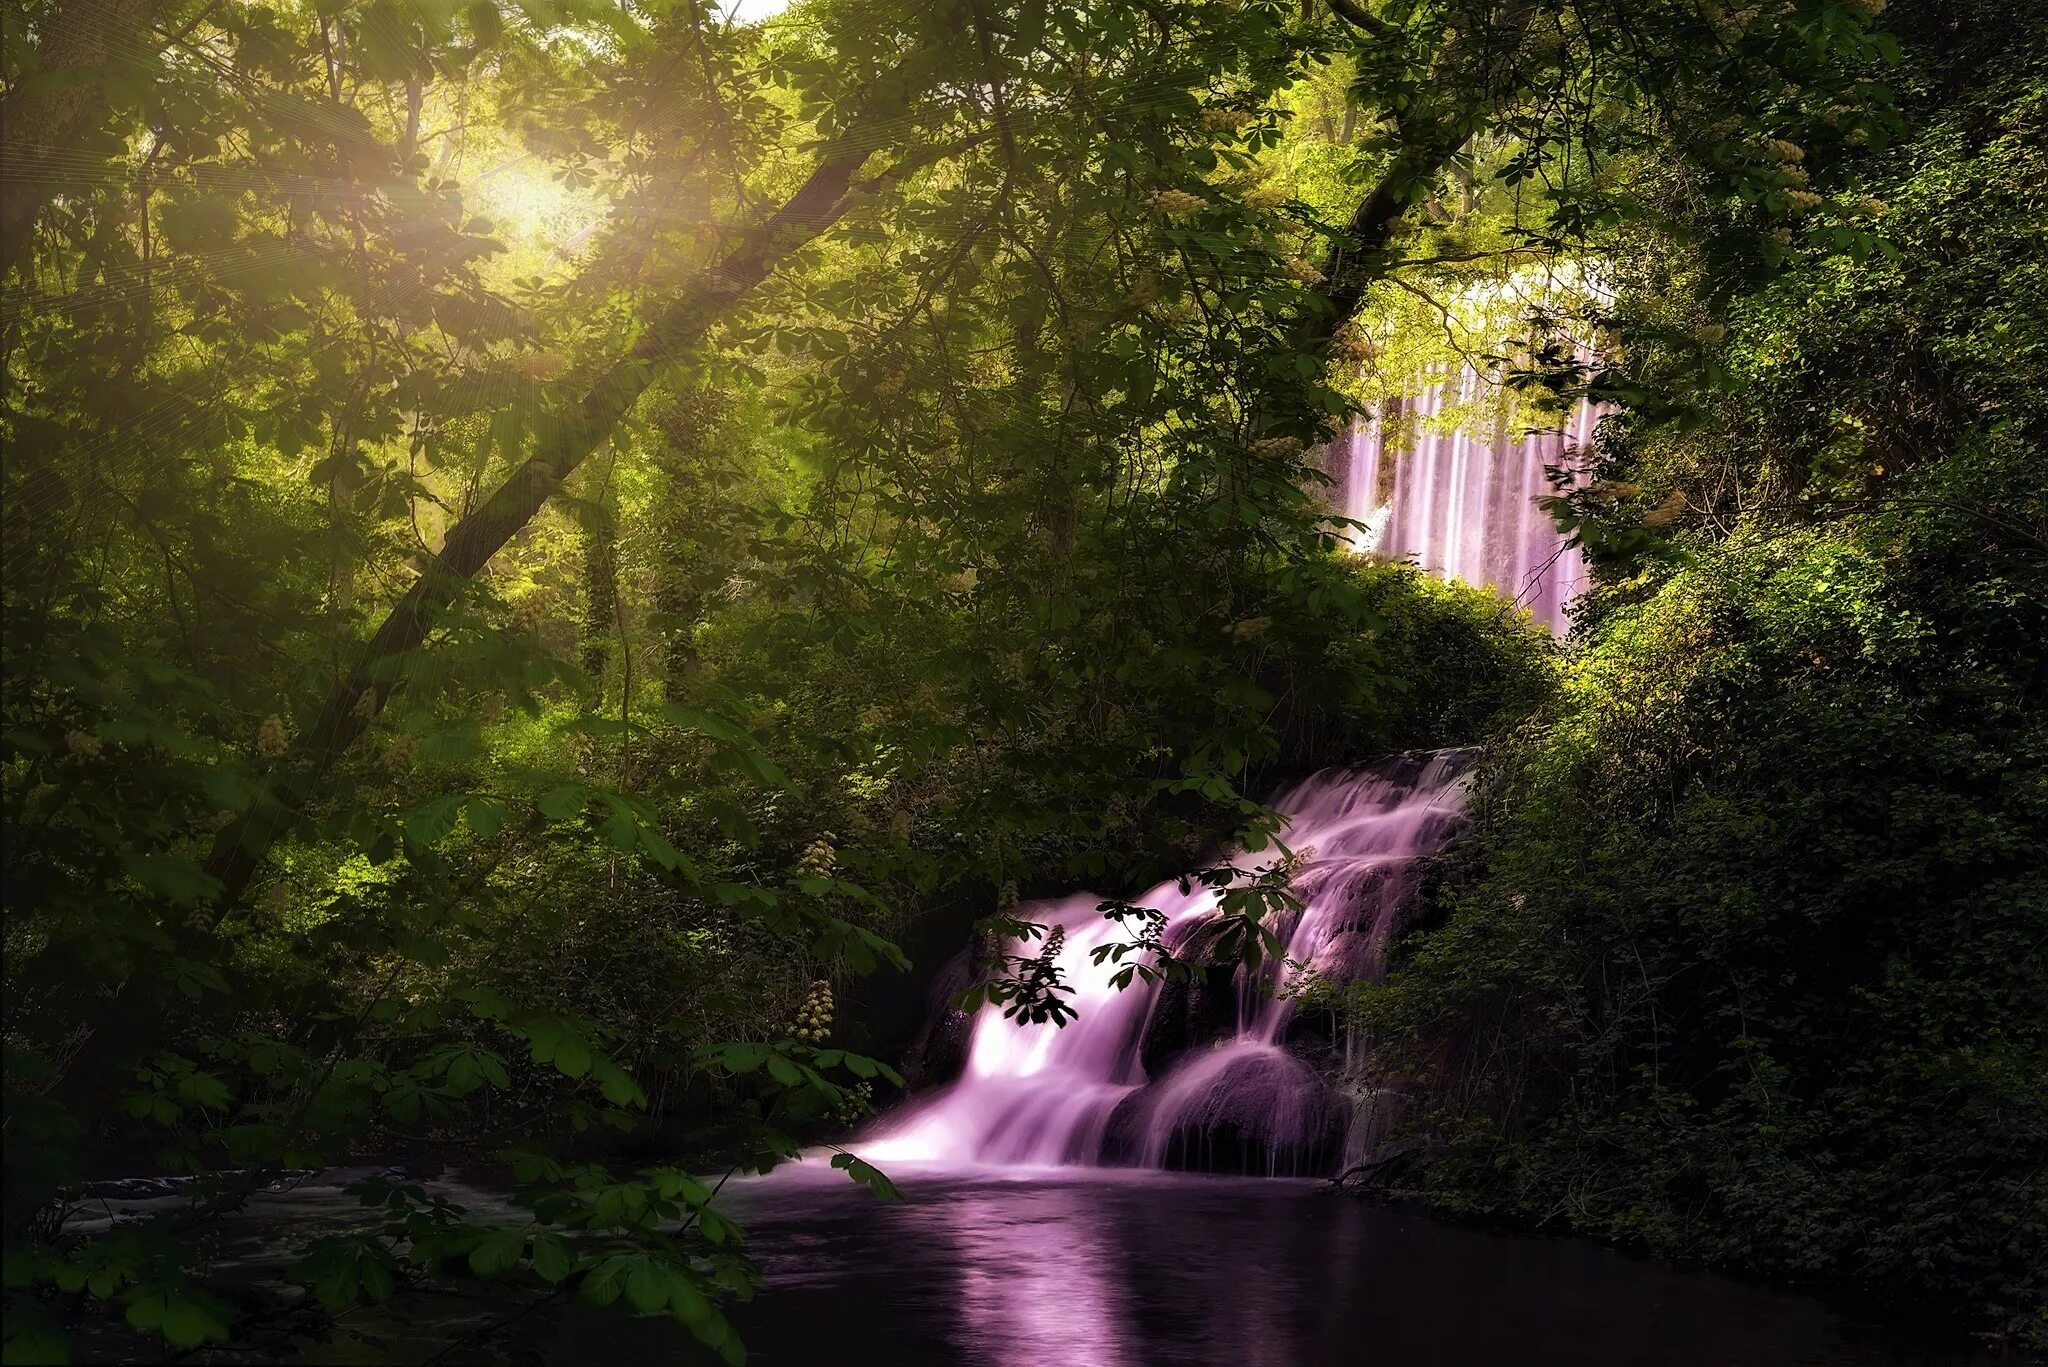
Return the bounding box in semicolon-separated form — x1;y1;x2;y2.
1327;366;1606;634
861;355;1599;1177
863;751;1477;1176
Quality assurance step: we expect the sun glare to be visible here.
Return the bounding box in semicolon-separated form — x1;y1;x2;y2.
470;158;603;265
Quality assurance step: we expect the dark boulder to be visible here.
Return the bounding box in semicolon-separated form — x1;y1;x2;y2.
1102;1044;1348;1177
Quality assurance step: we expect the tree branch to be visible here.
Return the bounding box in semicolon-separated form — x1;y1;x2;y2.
1326;0;1392;39
202;103;907;906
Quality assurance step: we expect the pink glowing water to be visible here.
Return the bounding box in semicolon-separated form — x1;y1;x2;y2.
1327;371;1606;634
862;751;1475;1174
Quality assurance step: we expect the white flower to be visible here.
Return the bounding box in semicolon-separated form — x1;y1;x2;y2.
256;714;290;757
1281;256;1326;285
1144;189;1208;215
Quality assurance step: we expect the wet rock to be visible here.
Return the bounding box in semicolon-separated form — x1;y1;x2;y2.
905;1006;975;1089
80;1176;185;1201
1103;1045;1348;1177
1137;915;1242;1075
899;935;989;1089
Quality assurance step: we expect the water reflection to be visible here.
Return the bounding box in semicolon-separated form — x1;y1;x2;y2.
713;1166;1993;1367
943;1187;1132;1367
83;1166;2004;1364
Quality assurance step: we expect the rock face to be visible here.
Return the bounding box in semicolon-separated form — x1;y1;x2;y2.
898;938;986;1090
1137;914;1244;1076
1102;1043;1348;1177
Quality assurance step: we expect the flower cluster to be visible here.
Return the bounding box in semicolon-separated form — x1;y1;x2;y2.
381;734;418;774
1249;434;1301;459
256;714;290;758
800;835;837;879
832;1079;875;1124
793;980;835;1043
511;594;547;629
1040;924;1066;962
1242;182;1290;210
1280;255;1325;285
1331;328;1378;362
65;730;102;760
1200;108;1254;131
998;879;1020;911
509;350;566;381
1144;188;1207;215
1643;489;1690;528
1765;138;1806;163
1786;189;1823;211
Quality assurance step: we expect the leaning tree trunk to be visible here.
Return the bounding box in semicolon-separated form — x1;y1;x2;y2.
1294;0;1540;364
8;106;914;1204
199;109;897;907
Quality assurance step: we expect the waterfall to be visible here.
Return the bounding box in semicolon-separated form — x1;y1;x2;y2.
863;751;1476;1175
1329;367;1604;634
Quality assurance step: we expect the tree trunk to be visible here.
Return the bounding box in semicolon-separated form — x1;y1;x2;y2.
0;112;909;1215
580;497;619;684
200;111;894;905
0;0;165;275
1292;3;1538;363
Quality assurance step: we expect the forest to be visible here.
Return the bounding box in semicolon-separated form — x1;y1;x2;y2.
2;0;2043;1361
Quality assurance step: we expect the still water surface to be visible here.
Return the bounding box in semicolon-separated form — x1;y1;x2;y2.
96;1164;2003;1365
700;1165;1993;1367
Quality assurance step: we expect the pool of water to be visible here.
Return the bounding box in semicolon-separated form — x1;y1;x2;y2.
698;1163;1992;1367
74;1163;2010;1365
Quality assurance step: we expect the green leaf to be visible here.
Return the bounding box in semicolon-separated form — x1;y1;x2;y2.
590;1058;646;1107
403;796;463;848
3;1312;71;1365
468;1229;526;1276
625;1260;671;1314
464;796;509;838
828;1152;902;1202
553;1036;593;1079
123;853;223;907
124;1292;166;1332
708;1043;766;1073
529;1234;575;1284
536;785;589;820
579;1254;632;1307
159;1293;229;1349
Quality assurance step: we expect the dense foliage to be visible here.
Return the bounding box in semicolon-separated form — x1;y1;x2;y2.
6;0;2031;1359
1358;0;2047;1346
